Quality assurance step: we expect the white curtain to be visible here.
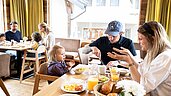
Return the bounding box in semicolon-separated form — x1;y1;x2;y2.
0;0;5;33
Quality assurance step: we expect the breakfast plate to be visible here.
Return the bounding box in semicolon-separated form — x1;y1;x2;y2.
61;83;86;93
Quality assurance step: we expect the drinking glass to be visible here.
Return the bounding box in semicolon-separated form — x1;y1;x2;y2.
89;63;98;75
109;67;120;82
98;65;106;75
87;76;98;93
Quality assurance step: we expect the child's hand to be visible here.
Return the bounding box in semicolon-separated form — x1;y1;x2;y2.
67;60;75;67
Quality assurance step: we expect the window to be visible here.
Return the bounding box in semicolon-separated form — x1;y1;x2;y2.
135;0;139;9
110;0;119;6
50;0;140;42
87;0;92;6
130;0;140;9
96;0;106;6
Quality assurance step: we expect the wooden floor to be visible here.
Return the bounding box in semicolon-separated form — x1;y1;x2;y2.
0;77;48;96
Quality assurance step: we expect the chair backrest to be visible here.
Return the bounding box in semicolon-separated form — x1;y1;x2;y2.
55;38;80;52
32;62;59;95
38;62;48;75
0;52;10;77
78;48;89;64
37;45;46;54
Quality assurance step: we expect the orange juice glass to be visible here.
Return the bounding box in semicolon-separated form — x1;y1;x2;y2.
111;72;120;81
109;67;120;81
109;67;117;73
87;77;98;91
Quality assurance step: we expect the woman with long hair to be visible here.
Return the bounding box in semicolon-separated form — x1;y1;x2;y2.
107;21;171;95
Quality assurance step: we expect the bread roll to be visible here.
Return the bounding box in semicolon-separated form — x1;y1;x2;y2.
107;93;118;96
100;81;114;95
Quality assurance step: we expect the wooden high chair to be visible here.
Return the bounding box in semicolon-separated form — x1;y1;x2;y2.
20;45;48;83
32;62;59;95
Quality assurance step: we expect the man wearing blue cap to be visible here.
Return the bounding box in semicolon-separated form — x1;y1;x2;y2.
89;20;137;66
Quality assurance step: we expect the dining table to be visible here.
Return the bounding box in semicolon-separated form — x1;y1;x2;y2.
34;64;131;96
34;64;95;96
0;41;32;76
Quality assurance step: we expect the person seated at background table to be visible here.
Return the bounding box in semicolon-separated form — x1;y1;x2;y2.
5;21;22;42
0;33;6;45
43;27;55;51
47;44;75;77
27;32;42;57
89;20;137;66
5;21;22;75
107;21;171;96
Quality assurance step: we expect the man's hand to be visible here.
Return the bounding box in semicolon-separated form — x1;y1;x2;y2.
91;47;101;57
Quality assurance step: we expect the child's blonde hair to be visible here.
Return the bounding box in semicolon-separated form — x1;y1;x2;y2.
48;44;64;62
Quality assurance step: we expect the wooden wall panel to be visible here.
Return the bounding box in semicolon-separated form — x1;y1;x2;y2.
139;0;148;25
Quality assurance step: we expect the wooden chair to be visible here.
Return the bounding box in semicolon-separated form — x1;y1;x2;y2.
32;62;58;95
55;38;80;62
20;45;48;83
78;47;89;64
0;78;10;96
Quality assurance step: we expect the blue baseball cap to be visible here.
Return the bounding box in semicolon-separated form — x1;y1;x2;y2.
105;20;123;36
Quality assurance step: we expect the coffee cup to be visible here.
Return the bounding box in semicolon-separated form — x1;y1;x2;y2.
98;65;106;74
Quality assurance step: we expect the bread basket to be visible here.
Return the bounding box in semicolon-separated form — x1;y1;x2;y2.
93;82;122;96
93;83;105;96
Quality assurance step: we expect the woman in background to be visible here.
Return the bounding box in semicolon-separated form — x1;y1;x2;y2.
38;22;55;50
107;21;171;96
38;22;47;41
44;27;55;51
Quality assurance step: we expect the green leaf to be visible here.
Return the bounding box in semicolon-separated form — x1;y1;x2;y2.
119;92;124;96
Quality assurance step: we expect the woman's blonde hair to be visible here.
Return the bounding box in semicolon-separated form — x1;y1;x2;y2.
138;21;171;63
48;44;64;62
38;22;47;29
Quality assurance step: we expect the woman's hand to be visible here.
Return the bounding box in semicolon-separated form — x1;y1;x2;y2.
107;47;133;64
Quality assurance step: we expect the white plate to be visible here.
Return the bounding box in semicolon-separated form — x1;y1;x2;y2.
61;83;86;93
60;94;80;96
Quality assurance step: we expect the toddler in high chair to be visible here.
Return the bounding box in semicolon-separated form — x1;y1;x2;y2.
47;44;75;77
